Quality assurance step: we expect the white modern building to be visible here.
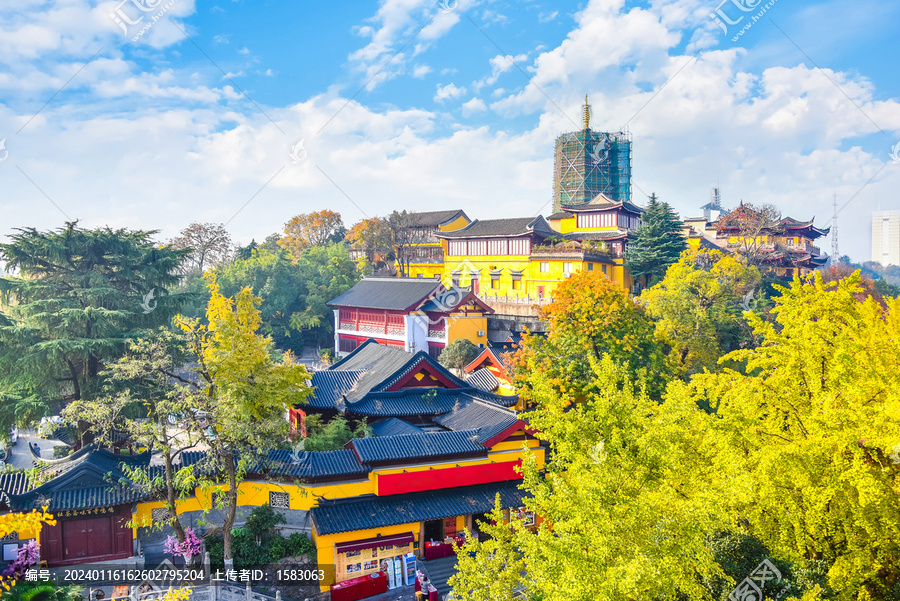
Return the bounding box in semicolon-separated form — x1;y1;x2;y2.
872;211;900;266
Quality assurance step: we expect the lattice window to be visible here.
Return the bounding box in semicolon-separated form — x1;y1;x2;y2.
152;507;174;525
269;491;290;509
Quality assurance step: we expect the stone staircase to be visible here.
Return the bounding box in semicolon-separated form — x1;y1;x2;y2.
421;555;458;598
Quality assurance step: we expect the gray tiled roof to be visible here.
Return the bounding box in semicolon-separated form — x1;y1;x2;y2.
439;216;554;239
349;430;486;464
370;418;426;438
418;287;481;313
466;368;499;392
0;472;34;506
21;487;148;511
562;194;644;215
433;399;520;443
346;388;517;417
326;277;440;310
311;481;527;535
330;341;469;405
308;370;366;409
264;449;369;479
401;210;468;228
7;447;152;511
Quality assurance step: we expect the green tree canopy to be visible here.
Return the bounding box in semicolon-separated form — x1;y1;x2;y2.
0;223;189;415
438;338;480;372
302;414;370;451
199;242;358;352
624;193;687;285
640;247;762;375
62;328;200;544
454;273;893;600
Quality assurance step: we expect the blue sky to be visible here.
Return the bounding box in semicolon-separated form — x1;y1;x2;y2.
1;0;899;262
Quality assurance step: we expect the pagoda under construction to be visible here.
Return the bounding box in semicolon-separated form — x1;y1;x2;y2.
552;95;632;212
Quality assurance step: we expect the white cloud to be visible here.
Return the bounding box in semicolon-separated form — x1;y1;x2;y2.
474;53;528;90
434;82;467;102
538;11;559;23
412;64;432;78
238;46;250;55
348;0;464;90
461;97;487;116
1;0;898;265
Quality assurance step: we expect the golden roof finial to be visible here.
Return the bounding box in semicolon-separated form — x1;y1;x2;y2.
583;94;590;130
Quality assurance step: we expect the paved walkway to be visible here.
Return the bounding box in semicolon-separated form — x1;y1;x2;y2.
7;428;69;469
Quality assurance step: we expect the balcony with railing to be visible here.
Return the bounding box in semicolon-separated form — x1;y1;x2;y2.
338;310;406;338
530;241;616;262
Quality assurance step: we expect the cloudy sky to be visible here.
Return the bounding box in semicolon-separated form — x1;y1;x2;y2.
1;0;898;262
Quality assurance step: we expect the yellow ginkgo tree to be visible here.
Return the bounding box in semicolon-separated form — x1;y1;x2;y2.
175;274;312;567
684;271;900;600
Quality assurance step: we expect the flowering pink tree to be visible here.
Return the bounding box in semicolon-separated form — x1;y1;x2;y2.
163;528;202;565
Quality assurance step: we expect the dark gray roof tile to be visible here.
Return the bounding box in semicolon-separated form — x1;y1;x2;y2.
401;210;468;228
439;216;554;239
349;430;486;464
370;418;426;438
311;481;527;535
308;370;366;408
327;278;440;310
433;399;520;443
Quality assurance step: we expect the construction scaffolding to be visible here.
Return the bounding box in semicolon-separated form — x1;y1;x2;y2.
552;96;632;212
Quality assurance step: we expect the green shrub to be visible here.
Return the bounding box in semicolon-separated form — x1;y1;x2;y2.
270;532;316;560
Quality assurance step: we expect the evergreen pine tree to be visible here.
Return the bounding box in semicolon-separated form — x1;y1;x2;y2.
0;222;190;406
624;194;687;285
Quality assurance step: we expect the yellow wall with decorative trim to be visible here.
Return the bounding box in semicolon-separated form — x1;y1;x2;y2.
441;255;629;299
447;315;487;347
439;215;471;233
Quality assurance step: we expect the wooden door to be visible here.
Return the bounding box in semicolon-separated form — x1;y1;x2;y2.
62;517;114;561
